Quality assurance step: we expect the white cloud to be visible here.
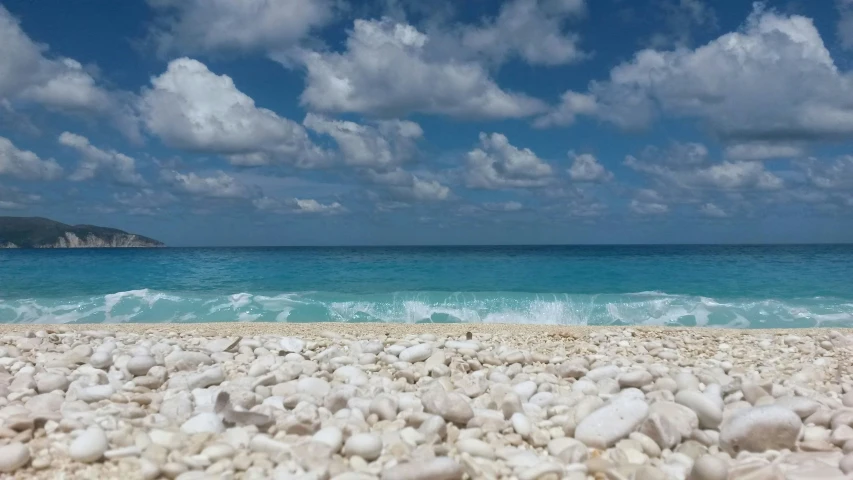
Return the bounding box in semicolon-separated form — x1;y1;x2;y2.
484;201;524;212
724;142;805;161
147;0;334;56
450;0;586;66
59;132;145;186
626;142;784;191
0;7;140;140
254;196;346;215
568;152;613;182
365;167;451;202
161;170;257;199
139;58;328;167
292;198;345;215
303;113;423;168
296;19;546;119
699;202;727;217
533;91;597;128
466;133;553;189
838;0;853;50
542;5;853;142
630;190;669;215
797;156;853;190
0;136;62;181
114;188;177;215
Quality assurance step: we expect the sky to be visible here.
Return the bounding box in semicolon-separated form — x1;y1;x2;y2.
2;0;853;246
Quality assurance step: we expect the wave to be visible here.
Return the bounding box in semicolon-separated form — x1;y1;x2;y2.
1;289;853;327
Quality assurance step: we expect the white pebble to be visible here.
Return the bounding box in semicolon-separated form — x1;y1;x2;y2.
69;426;109;463
0;443;30;473
344;433;383;461
127;355;156;376
181;413;225;435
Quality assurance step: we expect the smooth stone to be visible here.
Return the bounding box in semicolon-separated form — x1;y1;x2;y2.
344;433;383;461
511;412;533;437
688;454;728;480
181;413;225;435
36;373;69;393
279;336;305;353
89;351;112;369
69;426;109;463
675;391;723;429
380;457;463;480
424;391;474;426
164;351;213;371
841;453;853;474
456;438;495;459
619;370;654;388
313;427;344;453
399;343;433;363
0;442;30;473
719;405;802;454
575;397;649;449
127;355;157;376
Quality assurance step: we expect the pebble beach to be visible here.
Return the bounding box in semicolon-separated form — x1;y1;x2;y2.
0;323;851;480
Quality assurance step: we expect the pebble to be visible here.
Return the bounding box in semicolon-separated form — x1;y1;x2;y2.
0;328;850;479
0;442;30;473
380;457;463;480
69;426;109;463
575;397;649;448
719;405;803;454
344;433;383;461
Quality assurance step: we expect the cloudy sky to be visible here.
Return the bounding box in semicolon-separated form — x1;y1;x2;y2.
2;0;853;245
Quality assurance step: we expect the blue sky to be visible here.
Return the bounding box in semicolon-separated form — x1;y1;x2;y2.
2;0;853;245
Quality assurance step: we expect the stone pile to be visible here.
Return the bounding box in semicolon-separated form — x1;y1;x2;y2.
0;325;851;479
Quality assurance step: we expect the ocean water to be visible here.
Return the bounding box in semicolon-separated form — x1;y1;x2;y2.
1;245;852;327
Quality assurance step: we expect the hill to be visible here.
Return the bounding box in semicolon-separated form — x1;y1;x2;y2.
0;217;164;248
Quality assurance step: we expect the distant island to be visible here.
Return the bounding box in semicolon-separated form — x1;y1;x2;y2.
0;216;164;248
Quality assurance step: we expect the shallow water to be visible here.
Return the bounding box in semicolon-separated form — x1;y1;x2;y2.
1;245;852;327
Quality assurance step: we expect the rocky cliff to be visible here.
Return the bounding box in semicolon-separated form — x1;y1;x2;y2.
0;217;164;248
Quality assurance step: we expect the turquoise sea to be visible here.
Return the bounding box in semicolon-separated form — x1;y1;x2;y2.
1;245;852;327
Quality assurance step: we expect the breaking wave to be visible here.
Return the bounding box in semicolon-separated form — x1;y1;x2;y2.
1;289;852;327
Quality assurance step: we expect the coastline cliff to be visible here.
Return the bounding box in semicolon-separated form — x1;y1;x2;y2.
0;217;164;248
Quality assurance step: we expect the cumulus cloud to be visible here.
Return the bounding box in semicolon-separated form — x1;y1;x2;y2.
365;167;451;202
484;201;524;212
630;189;669;215
466;133;553;189
59;132;145;186
139;58;328;167
568;152;613;182
724;142;805;161
542;5;853;142
161;170;258;199
626;142;783;191
699;202;727;218
147;0;334;56
797;156;853;190
0;136;62;181
303;114;423;168
448;0;586;66
114;188;177;216
296;19;546;119
0;6;139;140
254;196;346;215
533;91;597;128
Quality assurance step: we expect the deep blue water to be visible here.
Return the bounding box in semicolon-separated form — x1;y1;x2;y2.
1;245;852;327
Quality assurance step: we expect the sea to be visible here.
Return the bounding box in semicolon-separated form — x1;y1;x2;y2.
1;245;852;328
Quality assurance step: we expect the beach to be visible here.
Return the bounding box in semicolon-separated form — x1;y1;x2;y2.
0;323;851;479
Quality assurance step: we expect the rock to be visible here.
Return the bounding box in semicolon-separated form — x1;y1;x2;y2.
89;351;112;369
575;397;649;448
69;426;109;463
369;395;398;421
619;370;654;388
675;390;723;429
164;351;213;371
455;438;494;459
511;413;533;437
127;355;156;376
423;391;474;426
719;405;803;454
35;373;69;394
399;343;433;363
689;455;728;480
313;427;344;453
279;337;305;353
840;453;853;474
380;457;463;480
344;433;382;461
181;413;224;435
0;443;30;473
